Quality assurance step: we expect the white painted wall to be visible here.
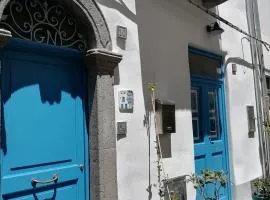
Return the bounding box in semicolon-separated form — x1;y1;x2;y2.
96;0;265;199
96;1;149;199
257;0;270;71
218;0;263;199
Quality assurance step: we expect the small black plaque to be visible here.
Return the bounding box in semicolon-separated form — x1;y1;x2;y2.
117;122;127;136
247;106;256;138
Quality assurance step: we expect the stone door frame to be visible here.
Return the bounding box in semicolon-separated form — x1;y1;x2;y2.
0;1;121;199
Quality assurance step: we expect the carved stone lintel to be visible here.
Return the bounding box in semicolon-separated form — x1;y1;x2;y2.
0;29;11;48
85;49;122;75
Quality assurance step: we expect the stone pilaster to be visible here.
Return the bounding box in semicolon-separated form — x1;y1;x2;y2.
85;49;122;200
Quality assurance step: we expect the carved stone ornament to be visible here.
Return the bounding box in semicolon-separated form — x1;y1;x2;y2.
0;0;112;50
85;49;123;75
0;0;88;51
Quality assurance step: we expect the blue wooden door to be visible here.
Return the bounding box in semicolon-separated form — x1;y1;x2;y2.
191;77;229;200
0;39;88;200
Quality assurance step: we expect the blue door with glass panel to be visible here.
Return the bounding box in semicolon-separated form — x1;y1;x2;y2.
191;77;229;200
0;39;88;199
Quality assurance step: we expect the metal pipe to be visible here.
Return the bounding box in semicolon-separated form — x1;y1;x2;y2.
186;0;270;50
246;0;267;177
252;0;270;177
241;37;251;60
187;0;270;179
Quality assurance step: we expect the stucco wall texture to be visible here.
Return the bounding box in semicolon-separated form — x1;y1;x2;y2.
257;0;270;71
219;0;262;199
96;0;264;199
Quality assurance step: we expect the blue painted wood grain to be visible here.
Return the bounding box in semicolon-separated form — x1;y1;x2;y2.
192;76;230;200
0;38;89;200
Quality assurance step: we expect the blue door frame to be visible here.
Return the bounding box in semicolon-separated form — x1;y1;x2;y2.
0;38;89;200
189;47;232;200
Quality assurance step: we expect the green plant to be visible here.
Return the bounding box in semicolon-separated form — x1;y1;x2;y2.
171;191;182;200
252;178;270;199
167;185;183;200
187;169;227;200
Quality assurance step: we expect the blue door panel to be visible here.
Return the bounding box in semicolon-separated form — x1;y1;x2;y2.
191;77;230;200
1;39;88;200
209;152;223;170
2;165;79;195
14;187;77;200
194;155;207;174
3;180;78;199
4;62;79;169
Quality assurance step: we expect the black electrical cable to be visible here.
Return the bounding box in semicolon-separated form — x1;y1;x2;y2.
187;0;270;51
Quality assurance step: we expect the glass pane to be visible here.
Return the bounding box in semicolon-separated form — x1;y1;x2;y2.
208;92;216;112
192;118;200;140
191;89;198;112
210;118;217;135
191;88;200;141
189;52;221;79
208;90;219;139
266;76;270;90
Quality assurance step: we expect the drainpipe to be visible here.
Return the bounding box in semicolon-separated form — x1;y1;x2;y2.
252;0;270;177
246;0;268;177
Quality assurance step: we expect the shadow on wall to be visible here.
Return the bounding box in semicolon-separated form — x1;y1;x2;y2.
134;0;223;185
223;57;264;180
224;57;253;71
98;0;137;81
97;0;137;23
134;0;222;111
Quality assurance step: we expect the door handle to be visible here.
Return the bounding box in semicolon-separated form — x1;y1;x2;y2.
31;174;58;185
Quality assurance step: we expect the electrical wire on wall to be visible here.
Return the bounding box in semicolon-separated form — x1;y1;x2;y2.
187;0;270;177
147;83;172;200
186;0;270;51
144;107;152;200
249;0;270;177
248;1;269;177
